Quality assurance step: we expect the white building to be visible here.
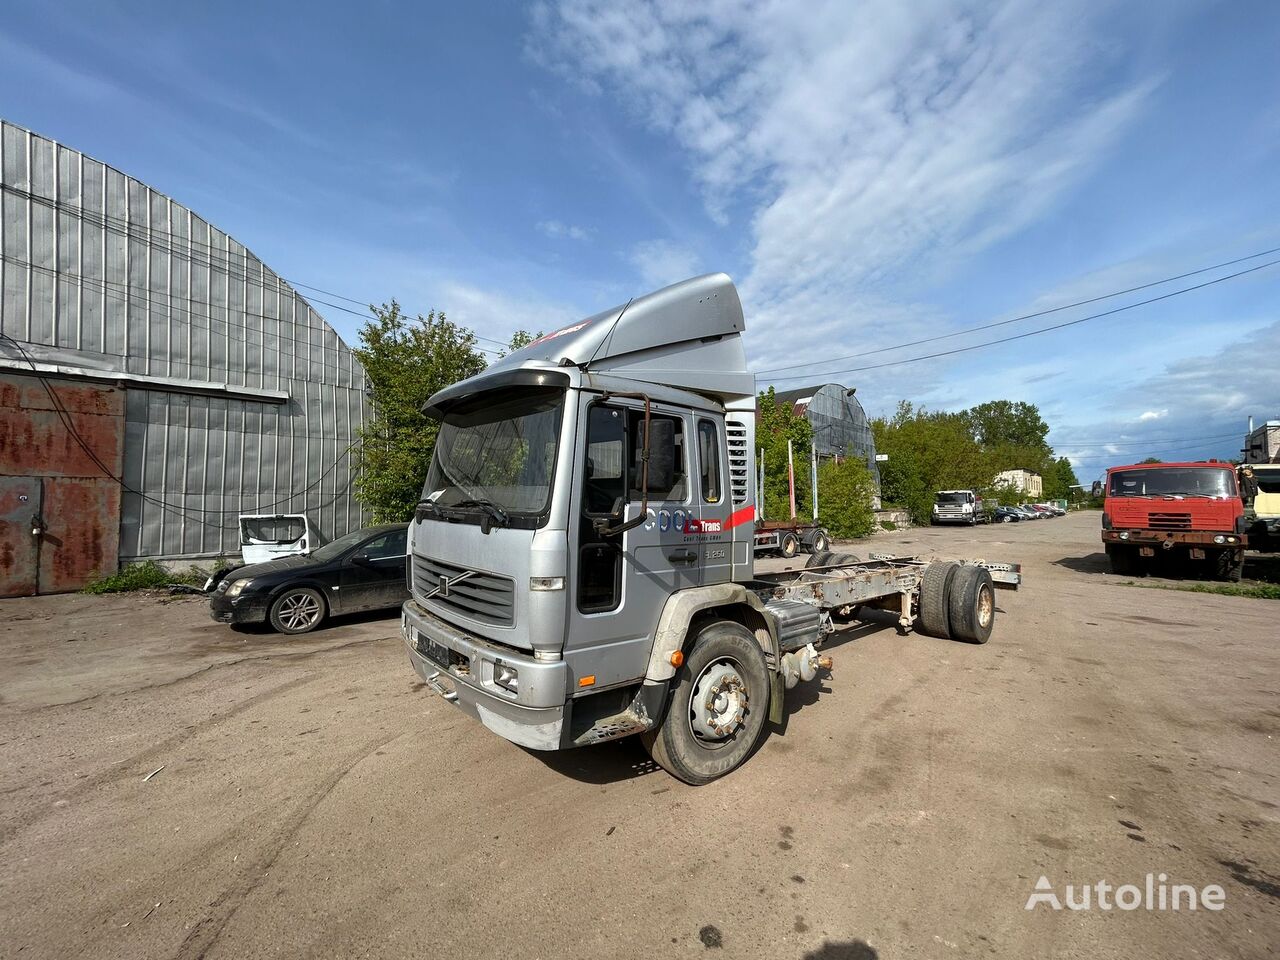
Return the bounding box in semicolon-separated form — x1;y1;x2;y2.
994;468;1043;498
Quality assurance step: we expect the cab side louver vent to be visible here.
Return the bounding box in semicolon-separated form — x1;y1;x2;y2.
726;419;750;507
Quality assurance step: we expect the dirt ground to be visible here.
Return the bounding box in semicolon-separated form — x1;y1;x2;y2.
1;512;1276;960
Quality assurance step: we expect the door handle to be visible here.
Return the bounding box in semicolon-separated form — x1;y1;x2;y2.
667;548;698;565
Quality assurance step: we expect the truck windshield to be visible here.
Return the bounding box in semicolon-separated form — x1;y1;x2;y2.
1108;468;1236;498
936;492;971;505
422;385;565;523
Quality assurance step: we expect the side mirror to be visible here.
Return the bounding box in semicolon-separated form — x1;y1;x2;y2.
350;551;372;567
646;419;676;492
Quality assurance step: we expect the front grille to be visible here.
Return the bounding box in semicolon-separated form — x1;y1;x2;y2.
412;555;515;627
1148;512;1192;530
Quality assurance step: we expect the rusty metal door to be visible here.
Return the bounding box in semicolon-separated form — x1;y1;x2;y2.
0;476;42;597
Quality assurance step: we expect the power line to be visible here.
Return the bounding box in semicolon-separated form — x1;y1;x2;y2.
1;183;516;350
1051;431;1241;447
762;256;1280;384
0;253;504;360
755;244;1280;376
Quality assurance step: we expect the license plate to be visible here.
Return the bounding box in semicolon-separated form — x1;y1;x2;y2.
416;632;450;668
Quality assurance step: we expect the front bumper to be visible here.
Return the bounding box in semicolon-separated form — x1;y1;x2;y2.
1102;529;1246;548
209;592;269;624
401;599;570;751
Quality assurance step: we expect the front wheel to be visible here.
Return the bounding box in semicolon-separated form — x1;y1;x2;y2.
810;531;830;553
1106;544;1137;576
269;587;327;635
641;621;771;785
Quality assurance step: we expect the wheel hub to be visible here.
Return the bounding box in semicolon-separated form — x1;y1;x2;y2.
690;661;749;740
281;594;320;630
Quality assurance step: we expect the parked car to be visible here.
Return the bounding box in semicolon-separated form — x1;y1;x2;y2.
1030;504;1056;518
1014;505;1041;520
993;506;1022;523
209;523;409;634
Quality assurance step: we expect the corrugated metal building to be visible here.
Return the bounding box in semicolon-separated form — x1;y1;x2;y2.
771;383;881;489
0;119;370;595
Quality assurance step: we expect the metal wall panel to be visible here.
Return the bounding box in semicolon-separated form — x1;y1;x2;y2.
0;119;371;562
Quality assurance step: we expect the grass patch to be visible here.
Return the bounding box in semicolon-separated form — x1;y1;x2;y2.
880;520;897;531
1130;581;1280;601
82;561;207;595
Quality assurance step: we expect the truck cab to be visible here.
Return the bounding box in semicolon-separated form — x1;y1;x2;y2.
401;274;1020;783
1102;461;1246;580
932;490;984;525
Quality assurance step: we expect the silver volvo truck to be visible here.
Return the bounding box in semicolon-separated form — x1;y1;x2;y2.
401;274;1019;783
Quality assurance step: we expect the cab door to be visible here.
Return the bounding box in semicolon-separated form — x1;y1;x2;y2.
566;397;695;689
694;416;733;586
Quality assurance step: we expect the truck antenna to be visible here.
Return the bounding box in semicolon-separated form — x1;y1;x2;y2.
583;297;634;370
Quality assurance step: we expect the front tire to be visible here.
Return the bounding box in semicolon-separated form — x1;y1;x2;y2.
1106;544;1137;576
810;531;830;553
641;621;771;785
269;587;327;635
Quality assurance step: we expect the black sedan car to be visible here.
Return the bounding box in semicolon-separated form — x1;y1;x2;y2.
210;524;408;635
992;506;1023;523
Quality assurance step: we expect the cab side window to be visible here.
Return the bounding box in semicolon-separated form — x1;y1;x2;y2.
697;419;721;504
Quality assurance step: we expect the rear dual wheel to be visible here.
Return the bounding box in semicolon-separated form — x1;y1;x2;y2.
916;562;995;644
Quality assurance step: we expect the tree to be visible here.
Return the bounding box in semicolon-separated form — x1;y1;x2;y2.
757;388;813;519
353;301;487;522
872;401;991;522
1042;456;1080;500
965;400;1050;451
1140;457;1163;464
505;329;541;354
817;458;877;539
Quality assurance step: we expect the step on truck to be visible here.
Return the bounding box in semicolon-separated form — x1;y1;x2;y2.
1102;461;1247;581
401;274;1021;784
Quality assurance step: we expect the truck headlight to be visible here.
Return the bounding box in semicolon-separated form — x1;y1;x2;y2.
225;579;253;598
1213;535;1226;544
493;660;519;693
1118;531;1130;540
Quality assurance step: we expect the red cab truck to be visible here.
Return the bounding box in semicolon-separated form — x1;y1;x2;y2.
1102;461;1247;581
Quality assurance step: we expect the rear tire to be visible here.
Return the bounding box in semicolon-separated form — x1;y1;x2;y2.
810;531;830;553
805;551;861;569
947;566;995;644
917;561;959;639
641;621;771;785
779;533;800;559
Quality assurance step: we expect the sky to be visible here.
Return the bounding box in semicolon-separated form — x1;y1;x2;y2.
2;0;1278;482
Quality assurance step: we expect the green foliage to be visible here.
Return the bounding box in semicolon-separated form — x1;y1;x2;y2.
505;329;541;354
83;561;205;594
353;301;487;522
872;401;991;523
1135;582;1280;601
816;458;877;539
965;400;1049;449
756;388;814;520
873;398;1079;520
1140;456;1163;464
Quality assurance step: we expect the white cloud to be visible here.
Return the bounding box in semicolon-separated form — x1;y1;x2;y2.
531;0;1155;369
629;239;703;289
436;280;575;347
1137;409;1167;421
537;219;593;241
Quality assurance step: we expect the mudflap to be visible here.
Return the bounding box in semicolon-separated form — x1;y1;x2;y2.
769;673;785;724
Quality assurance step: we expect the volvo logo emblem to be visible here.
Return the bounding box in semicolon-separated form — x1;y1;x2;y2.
422;569;475;602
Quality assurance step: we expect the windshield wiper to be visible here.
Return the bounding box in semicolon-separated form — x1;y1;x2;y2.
454;498;510;528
